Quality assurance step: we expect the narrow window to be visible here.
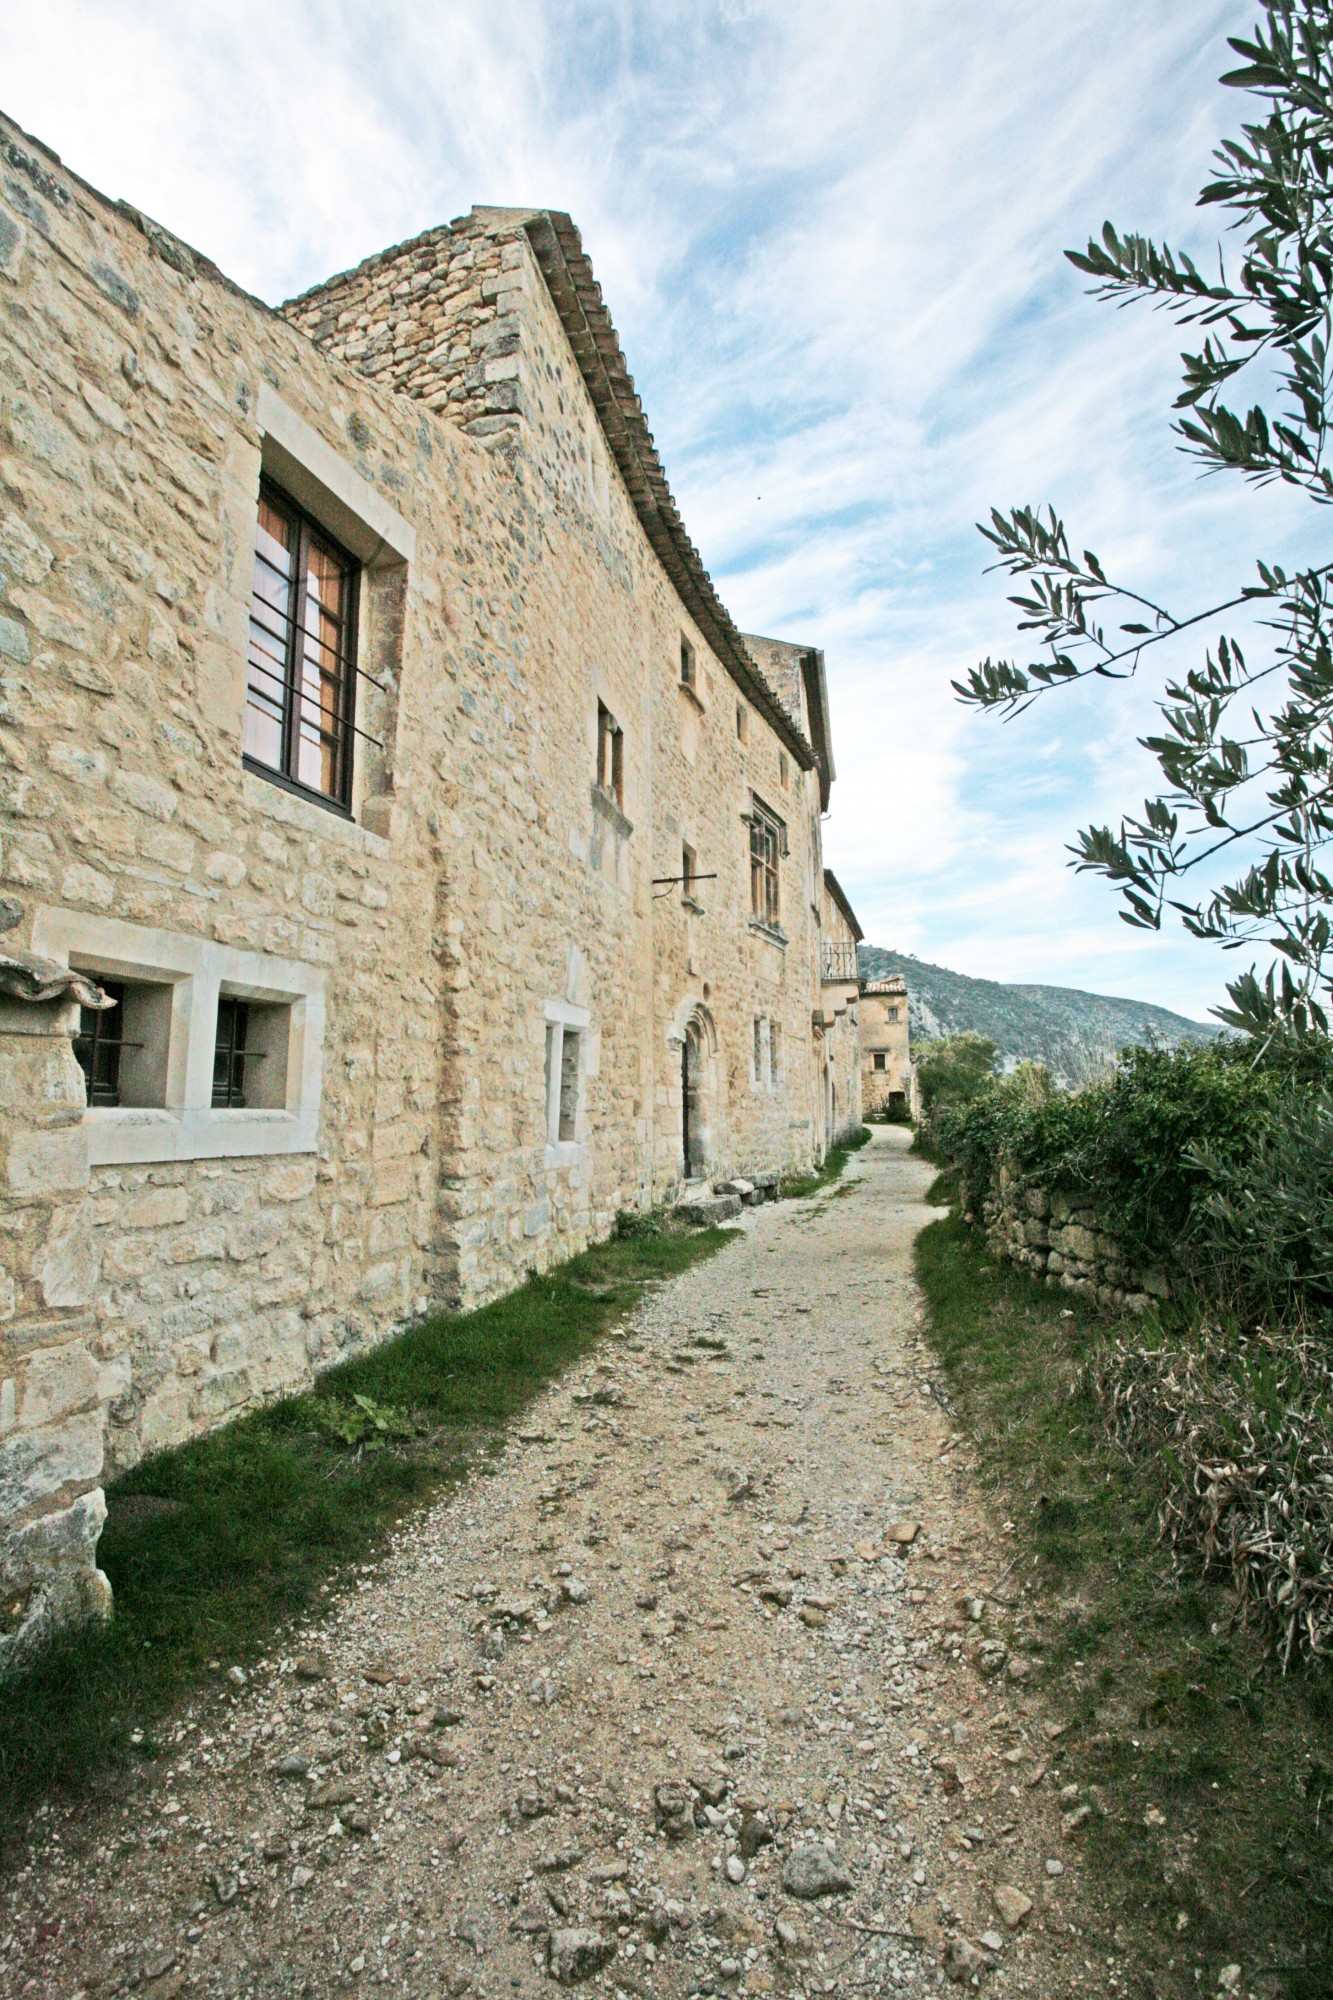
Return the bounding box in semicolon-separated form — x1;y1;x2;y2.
73;979;127;1107
873;1051;887;1072
779;750;789;789
680;635;696;690
596;701;624;808
558;1028;580;1142
736;702;748;743
749;799;783;929
245;481;360;809
753;1017;764;1084
212;997;252;1108
770;1019;782;1086
682;842;696;902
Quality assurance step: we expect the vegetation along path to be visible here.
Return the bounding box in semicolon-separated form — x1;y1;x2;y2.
4;1131;1097;1998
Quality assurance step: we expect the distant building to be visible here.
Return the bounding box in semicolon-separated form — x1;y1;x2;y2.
861;973;913;1118
818;872;863;1147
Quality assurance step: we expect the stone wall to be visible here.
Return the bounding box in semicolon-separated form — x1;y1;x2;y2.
0;116;850;1657
982;1168;1170;1314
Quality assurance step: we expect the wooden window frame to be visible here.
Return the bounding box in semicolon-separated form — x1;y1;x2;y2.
245;478;361;815
749;797;784;930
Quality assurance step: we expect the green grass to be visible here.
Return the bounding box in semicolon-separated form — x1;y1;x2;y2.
779;1124;872;1200
916;1184;1333;2000
0;1224;730;1848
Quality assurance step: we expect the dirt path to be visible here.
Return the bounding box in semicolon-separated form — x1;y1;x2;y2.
4;1129;1102;1999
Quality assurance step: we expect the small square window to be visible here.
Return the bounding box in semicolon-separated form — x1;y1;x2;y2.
73;976;174;1109
736;703;748;743
213;993;292;1111
596;700;624;808
873;1051;887;1071
680;635;696;690
887;1005;900;1023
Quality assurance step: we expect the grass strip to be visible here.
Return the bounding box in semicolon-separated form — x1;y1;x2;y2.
916;1185;1333;2000
779;1124;871;1200
0;1223;730;1845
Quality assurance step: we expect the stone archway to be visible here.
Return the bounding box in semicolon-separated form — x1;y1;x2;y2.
668;1000;720;1182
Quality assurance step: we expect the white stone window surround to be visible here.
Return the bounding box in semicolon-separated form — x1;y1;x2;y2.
31;909;327;1167
543;998;591;1168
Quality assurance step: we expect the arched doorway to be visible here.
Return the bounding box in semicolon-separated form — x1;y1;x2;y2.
682;1020;705;1178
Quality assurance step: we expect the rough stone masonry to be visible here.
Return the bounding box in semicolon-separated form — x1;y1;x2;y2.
0;113;864;1665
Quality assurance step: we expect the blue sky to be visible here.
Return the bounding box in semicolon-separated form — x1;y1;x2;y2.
2;0;1314;1021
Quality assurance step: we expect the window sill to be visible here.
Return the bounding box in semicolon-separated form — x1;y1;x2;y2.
244;755;353;822
678;679;706;714
544;1139;582;1169
681;895;706;916
84;1104;314;1167
590;783;634;839
748;919;788;948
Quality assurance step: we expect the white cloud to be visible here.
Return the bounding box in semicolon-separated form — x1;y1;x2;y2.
0;0;1293;1018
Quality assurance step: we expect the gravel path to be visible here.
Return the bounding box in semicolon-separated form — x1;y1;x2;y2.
4;1128;1107;1999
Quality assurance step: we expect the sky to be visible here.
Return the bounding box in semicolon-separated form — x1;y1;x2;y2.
0;0;1312;1022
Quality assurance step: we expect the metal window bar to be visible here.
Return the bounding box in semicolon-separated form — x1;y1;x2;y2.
211;998;266;1109
73;981;128;1107
246;483;362;806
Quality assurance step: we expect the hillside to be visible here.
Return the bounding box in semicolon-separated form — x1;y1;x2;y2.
857;945;1217;1089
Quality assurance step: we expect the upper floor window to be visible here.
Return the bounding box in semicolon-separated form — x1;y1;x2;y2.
246;481;359;810
736;702;748;743
749;798;784;930
779;750;789;789
680;635;697;691
596;701;624;808
682;842;698;902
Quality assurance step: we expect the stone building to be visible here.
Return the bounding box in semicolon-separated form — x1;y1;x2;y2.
0;115;863;1665
861;974;914;1117
817;870;863;1146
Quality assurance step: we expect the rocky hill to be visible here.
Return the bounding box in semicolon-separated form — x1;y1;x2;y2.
858;945;1217;1089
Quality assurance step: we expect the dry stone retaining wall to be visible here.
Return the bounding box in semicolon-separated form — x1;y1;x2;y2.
983;1166;1171;1315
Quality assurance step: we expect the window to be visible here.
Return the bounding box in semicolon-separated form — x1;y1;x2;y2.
682;842;697;902
73;976;174;1110
753;1017;764;1083
887;1005;901;1023
749;798;783;929
246;480;360;810
74;979;126;1106
873;1051;887;1072
779;751;789;789
545;1020;584;1146
736;703;748;743
680;635;697;690
769;1019;782;1086
596;701;624;809
212;997;250;1108
35;908;327;1167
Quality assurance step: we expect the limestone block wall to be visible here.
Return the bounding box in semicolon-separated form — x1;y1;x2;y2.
982;1169;1170;1314
0;115;846;1656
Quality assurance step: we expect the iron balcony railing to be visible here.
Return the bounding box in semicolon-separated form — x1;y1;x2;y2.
821;940;859;984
